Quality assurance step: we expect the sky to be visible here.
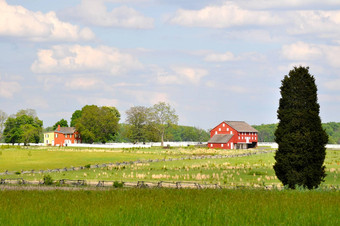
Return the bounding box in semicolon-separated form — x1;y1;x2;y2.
1;0;340;129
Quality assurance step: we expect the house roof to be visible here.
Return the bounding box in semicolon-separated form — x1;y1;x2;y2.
208;134;234;144
55;127;76;134
224;121;258;133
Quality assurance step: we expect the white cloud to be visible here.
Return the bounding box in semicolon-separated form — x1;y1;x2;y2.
69;0;154;29
123;89;171;105
76;97;119;107
281;42;322;61
287;10;340;37
203;51;265;63
31;45;143;75
0;75;21;98
154;66;208;85
65;77;102;90
169;2;283;28
0;0;94;42
281;42;340;68
233;0;340;10
204;51;238;62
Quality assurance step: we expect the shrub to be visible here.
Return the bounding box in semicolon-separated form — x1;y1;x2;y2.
84;164;91;169
113;181;124;188
43;175;54;185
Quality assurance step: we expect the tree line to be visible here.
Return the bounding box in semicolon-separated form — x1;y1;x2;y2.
0;102;210;145
253;122;340;144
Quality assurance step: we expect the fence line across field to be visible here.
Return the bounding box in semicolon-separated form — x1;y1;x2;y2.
0;150;276;176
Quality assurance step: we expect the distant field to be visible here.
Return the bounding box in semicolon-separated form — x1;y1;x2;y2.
0;189;338;225
0;146;339;188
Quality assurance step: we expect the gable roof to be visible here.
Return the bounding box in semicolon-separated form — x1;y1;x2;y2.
208;134;233;144
224;121;258;133
55;127;76;134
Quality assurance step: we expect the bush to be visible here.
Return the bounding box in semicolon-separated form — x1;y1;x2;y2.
84;164;91;169
113;181;124;188
43;175;54;185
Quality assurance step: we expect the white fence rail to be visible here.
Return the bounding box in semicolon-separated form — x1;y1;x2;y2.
1;142;340;149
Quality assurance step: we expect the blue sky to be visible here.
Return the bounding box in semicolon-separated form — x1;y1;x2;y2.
1;0;340;129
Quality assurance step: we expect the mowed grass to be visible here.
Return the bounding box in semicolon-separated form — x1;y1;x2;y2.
0;146;186;171
0;189;338;225
1;147;339;188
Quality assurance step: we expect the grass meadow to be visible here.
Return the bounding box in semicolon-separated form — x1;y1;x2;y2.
0;189;339;225
0;146;339;188
0;146;339;225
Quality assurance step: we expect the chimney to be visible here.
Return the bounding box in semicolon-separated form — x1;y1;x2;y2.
57;125;61;131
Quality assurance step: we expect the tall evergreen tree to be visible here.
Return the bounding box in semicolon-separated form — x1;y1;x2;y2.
274;66;328;189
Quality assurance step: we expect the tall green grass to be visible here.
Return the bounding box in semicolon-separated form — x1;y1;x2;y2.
0;189;338;225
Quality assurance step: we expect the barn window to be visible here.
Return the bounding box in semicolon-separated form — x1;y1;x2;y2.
221;144;224;147
215;131;217;135
211;144;213;147
223;124;225;127
55;134;58;138
219;128;221;131
227;143;229;147
227;128;229;131
230;131;233;134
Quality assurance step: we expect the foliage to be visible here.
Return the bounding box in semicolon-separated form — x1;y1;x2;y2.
148;102;179;146
3;110;43;144
52;119;68;130
254;122;340;144
322;122;340;144
70;110;82;127
165;125;210;142
43;175;54;185
252;124;277;142
125;106;150;143
0;110;8;141
113;181;124;188
75;105;120;144
274;66;328;189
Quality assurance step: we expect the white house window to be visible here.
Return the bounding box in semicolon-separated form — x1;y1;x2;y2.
219;128;221;131
227;143;229;147
227;128;229;131
215;131;217;135
55;134;58;138
211;144;213;147
221;144;224;147
230;131;233;134
223;124;225;127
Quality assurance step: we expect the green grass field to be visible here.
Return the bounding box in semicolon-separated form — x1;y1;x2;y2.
0;146;339;225
0;146;339;188
0;189;339;225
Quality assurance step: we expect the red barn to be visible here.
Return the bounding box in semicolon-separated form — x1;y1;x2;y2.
208;121;258;149
54;125;81;146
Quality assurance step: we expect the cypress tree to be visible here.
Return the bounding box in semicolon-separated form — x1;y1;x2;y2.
274;66;328;189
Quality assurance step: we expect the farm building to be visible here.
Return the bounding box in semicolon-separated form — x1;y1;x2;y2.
208;121;258;149
43;125;81;146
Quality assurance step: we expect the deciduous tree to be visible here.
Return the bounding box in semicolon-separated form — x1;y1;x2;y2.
125;106;149;143
52;119;68;130
75;105;120;143
3;110;43;145
274;66;328;189
0;110;7;141
149;102;178;147
70;110;82;127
